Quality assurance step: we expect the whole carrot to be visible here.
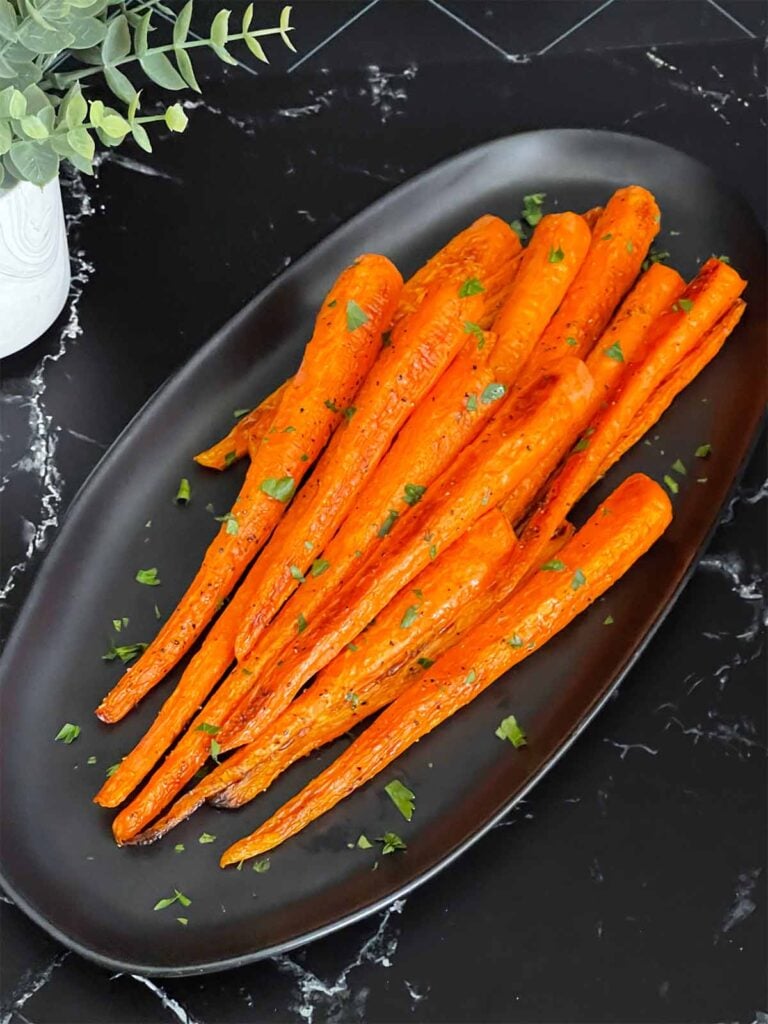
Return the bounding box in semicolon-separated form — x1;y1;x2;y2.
95;253;402;726
520;185;662;374
193;380;289;471
128;510;516;842
110;358;594;843
490;213;591;383
220;473;672;864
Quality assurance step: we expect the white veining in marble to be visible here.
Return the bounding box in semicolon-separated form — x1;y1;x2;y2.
0;951;69;1024
363;64;418;124
717;867;761;940
130;975;198;1024
603;738;659;760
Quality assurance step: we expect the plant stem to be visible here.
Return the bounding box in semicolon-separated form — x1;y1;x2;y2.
55;26;292;86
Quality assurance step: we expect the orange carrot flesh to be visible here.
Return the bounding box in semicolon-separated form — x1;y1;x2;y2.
221;357;595;750
395;215;522;328
127;510;516;842
233;249;519;663
601;299;746;478
95;253;402;726
109;359;593;843
193;381;289;471
490;213;592;383
520;185;662;374
220;473;672;864
582;206;604;231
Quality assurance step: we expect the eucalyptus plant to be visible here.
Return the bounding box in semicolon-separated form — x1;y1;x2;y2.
0;0;295;188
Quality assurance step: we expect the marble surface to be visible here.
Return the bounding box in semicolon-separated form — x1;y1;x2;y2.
1;2;766;1021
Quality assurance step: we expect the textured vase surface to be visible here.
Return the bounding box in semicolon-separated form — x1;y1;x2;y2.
0;178;71;359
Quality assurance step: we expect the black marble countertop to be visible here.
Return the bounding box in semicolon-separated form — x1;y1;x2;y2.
1;2;766;1022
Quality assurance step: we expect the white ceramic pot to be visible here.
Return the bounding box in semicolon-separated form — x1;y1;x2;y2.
0;177;71;359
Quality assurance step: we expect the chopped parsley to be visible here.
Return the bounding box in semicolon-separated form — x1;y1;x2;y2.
356;834;373;850
565;336;577;347
260;476;296;502
603;341;624;363
174;844;185;853
465;669;477;685
234;408;251;418
210;738;222;764
153;889;191;911
695;444;711;458
224;450;237;467
87;755;97;765
324;398;340;413
510;219;525;241
105;763;121;778
429;544;437;560
603;614;614;625
547;246;565;264
296;612;308;634
283;425;297;434
377;832;407;854
672;298;694;313
495;714;527;748
466;393;478;412
385;779;416;821
54;723;80;744
343;406;357;421
198;832;216;844
327;299;337;308
541;558;565;571
195;722;220;736
641;248;670;272
458;277;484;297
304;539;314;551
289;564;305;582
102;642;148;664
573;436;590;453
345;691;360;709
135;567;160;586
253;858;271;873
174;478;191;505
400;605;420;629
506;634;523;649
417;656;435;669
346;299;369;331
348;643;359;652
480;382;506;405
625;240;634;254
601;233;613;241
310;558;330;577
214;511;239;535
571;568;587;590
402;483;427;506
464;320;485;346
112;616;129;632
663;474;679;494
177;917;188;926
715;254;731;264
672;458;687;476
521;192;546;227
378;509;399;537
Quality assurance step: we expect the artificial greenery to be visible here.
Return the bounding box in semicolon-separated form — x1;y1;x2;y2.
0;1;295;187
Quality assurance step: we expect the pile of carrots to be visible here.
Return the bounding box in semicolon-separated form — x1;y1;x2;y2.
93;186;747;867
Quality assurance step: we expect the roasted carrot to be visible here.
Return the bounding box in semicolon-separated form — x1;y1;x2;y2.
97;225;517;804
95;254;402;726
601;298;746;477
220;473;672;864
395;215;521;329
128;510;516;842
500;262;685;527
490;213;592;383
233;263;518;663
520;185;662;374
110;358;593;843
193;380;289;471
582;206;604;231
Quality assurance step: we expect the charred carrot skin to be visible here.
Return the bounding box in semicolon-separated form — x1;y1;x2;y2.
233;242;520;663
601;299;746;477
128;510;516;842
500;261;686;527
582;206;604;231
221;357;595;750
109;359;593;843
490;213;592;383
220;474;672;864
194;381;289;471
95;253;402;727
521;185;662;375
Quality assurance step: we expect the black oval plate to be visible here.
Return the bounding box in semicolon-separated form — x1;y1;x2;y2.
1;130;765;977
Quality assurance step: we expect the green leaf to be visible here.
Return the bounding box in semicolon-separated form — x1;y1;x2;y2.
603;614;614;625
8;139;58;185
18;19;74;53
377;831;406;854
100;113;131;139
210;8;230;46
346;299;369;331
385;779;415;821
140;51;187;90
0;120;11;155
55;722;80;744
102;13;131;64
0;0;18;42
89;99;104;126
135;567;160;586
279;4;296;52
458;277;483;297
495;714;527;748
521;192;545;226
402;483;426;506
174;0;193;46
102;642;147;664
8;88;27;118
175;48;200;92
260;476;295;502
603;341;624;363
244;30;267;63
131;121;152;153
510;218;525;242
62;84;87;127
19;114;48;139
214;511;239;535
68;15;106;50
104;65;137;104
211;40;238;66
66;126;94;159
480;382;506;405
176;917;188;925
356;834;373;849
164;102;188;132
134;10;151;57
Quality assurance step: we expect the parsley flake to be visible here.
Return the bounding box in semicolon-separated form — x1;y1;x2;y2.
224;450;237;467
87;755;97;765
385;779;416;821
506;634;523;649
234;408;251;418
672;458;687;476
253;858;271;873
195;722;220;736
403;483;427;506
296;612;308;634
324;399;340;413
565;336;577;347
310;558;330;577
480;382;506;405
214;512;239;535
641;248;670;272
625;240;634;254
177;917;188;926
102;642;148;664
377;832;407;854
356;834;373;849
378;509;399;537
174;844;185;853
603;615;614;625
458;277;484;298
198;832;216;844
603;341;624;363
105;763;120;778
573;436;590;452
695;444;712;458
464;320;485;345
465;669;477;685
260;476;296;503
154;889;191;911
346;299;369;332
495;714;527;748
210;738;221;764
541;558;565;571
522;192;546;227
400;605;419;629
571;568;587;590
663;474;679;494
289;564;305;582
466;393;478;412
547;246;565;264
417;656;435;669
174;478;191;505
673;298;694;313
345;691;360;709
135;567;160;586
